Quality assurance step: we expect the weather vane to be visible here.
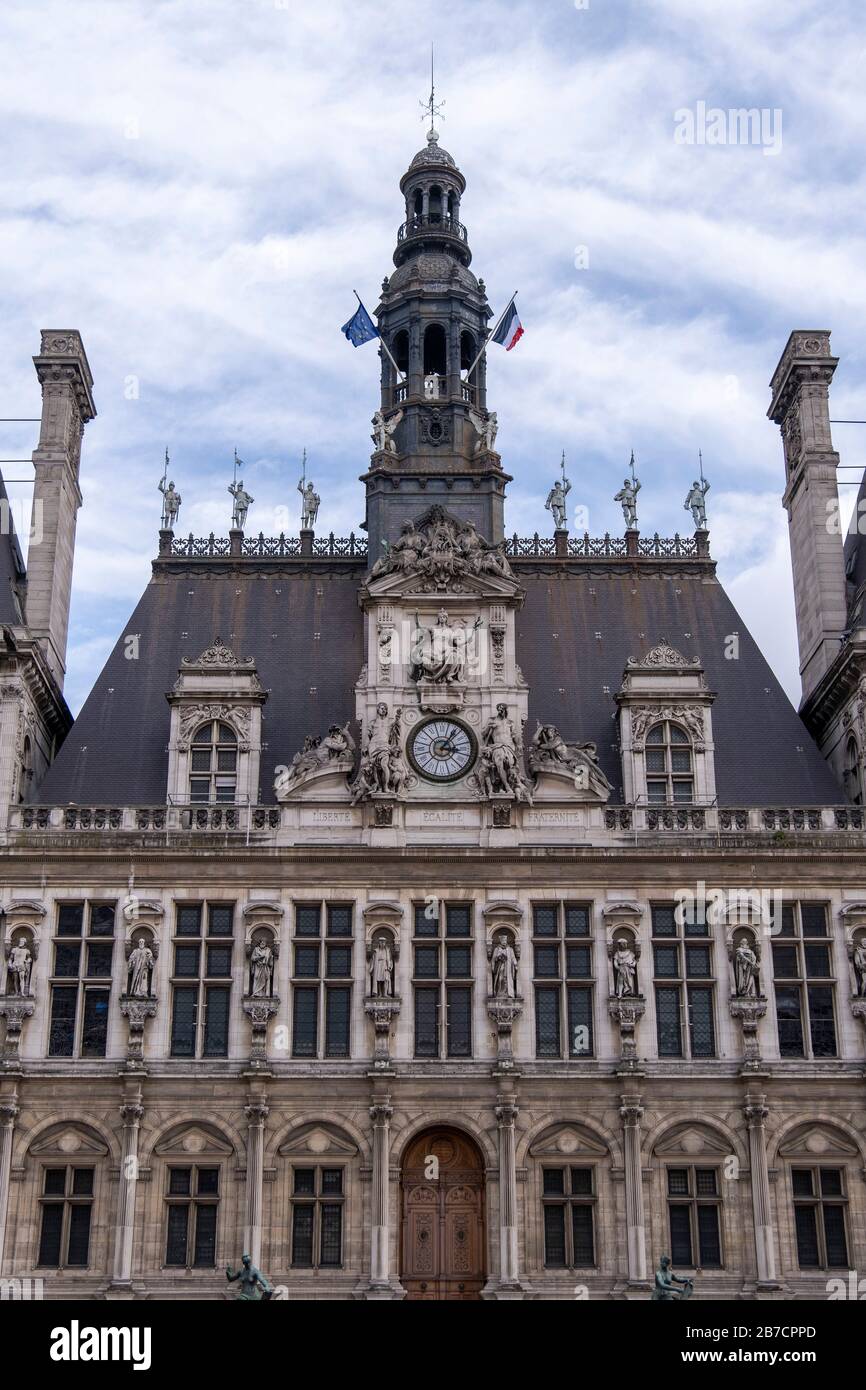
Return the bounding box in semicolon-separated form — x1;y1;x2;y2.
419;43;445;134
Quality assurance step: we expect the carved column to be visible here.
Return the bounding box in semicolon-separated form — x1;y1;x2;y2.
111;1098;144;1286
620;1095;647;1284
495;1097;521;1289
244;1100;269;1267
743;1095;778;1286
0;1098;19;1273
369;1100;393;1290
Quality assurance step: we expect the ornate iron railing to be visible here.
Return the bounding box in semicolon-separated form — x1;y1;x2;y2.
168;533;367;559
397;214;468;243
170;534;231;558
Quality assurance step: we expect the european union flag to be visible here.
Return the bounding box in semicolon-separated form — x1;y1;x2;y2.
341;298;379;347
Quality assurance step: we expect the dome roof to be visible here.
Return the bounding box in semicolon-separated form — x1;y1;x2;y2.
406;129;459;174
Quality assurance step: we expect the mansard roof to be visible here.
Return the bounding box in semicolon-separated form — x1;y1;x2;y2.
36;549;841;808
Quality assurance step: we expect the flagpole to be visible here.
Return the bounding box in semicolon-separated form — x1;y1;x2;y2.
353;290;406;383
463;291;518;383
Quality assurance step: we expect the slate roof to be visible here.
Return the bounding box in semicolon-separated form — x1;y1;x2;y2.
0;470;26;626
37;555;842;808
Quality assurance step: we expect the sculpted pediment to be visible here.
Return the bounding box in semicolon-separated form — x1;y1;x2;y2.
529;1123;608;1158
30;1123;110;1158
154;1123;234;1157
654;1124;731;1158
778;1124;859;1159
362;505;523;602
278;1123;359;1158
365;565;521;604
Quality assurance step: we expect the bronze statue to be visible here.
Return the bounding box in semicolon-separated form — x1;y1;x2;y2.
226;1252;273;1301
651;1253;693;1300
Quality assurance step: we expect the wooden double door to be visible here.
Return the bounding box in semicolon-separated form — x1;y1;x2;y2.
401;1128;486;1300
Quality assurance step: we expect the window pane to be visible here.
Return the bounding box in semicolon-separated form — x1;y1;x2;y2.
214;779;235;803
670;748;692;773
534;944;559;977
669;1205;693;1265
322;1169;343;1195
326;946;352;977
89;904;116;936
822;1205;848;1267
292;987;318;1057
37;1204;63;1266
165;1205;189;1265
325;987;351;1057
414;945;439;978
571;1205;595;1265
667;1168;690;1196
193;1203;217;1267
176;905;202;936
217;722;235;743
801;903;828;936
654;945;679;978
414;902;439;937
414;987;438;1057
320;1204;343;1266
292;1205;314;1267
564;904;590;937
191;749;211;772
86;943;113;977
206;945;232;977
197;1168;219;1196
685;945;711;978
535;985;560;1057
193;722;213;742
672;780;693;803
772;945;799;978
327;905;352;937
543;1204;566;1267
688;986;716;1058
189;778;210;803
533;905;558;937
656;986;682;1057
446;986;471;1057
81;989;109;1057
446;945;472;977
203;986;230;1056
791;1170;814;1198
66;1204;92;1266
208;905;234;936
48;986;77;1056
804;944;831;978
44;1168;66;1196
647;780;667;804
775;903;796;936
169;1168;191;1196
566;945;591;978
567;986;593;1056
446;904;471;937
646;749;666;773
794;1205;820;1267
820;1168;842;1197
543;1169;565;1195
54;942;81;977
170;987;197;1057
775;985;804;1057
174;944;200;977
695;1168;718;1197
651;905;677;937
294;945;320;978
646;724;665;744
57;904;84;935
295;905;321;936
807;986;836;1058
293;1168;315;1195
216;750;236;772
570;1167;593;1196
697;1205;722;1267
72;1168;94;1196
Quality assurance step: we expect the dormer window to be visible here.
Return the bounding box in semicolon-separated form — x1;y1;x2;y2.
189;721;237;804
646;722;693;804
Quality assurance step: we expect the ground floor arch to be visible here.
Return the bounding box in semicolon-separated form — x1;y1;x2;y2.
400;1125;486;1300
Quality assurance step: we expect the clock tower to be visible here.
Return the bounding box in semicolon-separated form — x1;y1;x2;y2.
361;127;511;566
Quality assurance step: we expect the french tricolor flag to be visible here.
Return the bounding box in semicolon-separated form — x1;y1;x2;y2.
492;298;524;352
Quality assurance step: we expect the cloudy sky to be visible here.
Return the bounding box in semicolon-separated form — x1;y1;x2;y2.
1;0;865;713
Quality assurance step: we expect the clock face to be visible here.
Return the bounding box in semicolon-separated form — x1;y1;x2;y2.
408;718;477;783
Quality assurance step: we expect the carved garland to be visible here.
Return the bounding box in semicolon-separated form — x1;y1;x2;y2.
630;703;706;751
177;703;252;749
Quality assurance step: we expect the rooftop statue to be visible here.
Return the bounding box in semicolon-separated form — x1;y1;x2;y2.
298;478;321;529
528;722;612;799
229;479;254;530
614;475;641;530
371;408;403;455
684;476;710;529
467;406;498;454
275;723;355;800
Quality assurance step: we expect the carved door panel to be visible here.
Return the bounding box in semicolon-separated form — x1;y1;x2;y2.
401;1129;485;1300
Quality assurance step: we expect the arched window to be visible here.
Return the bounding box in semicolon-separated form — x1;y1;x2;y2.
844;736;862;805
646;721;693;804
428;184;442;223
423;323;447;377
189;720;237;804
412;189;423;220
392;329;409;376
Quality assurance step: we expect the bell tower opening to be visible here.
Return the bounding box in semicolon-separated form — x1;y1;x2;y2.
423;323;447;377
